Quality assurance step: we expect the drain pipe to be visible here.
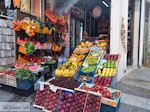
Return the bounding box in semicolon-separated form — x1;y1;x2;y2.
137;0;142;68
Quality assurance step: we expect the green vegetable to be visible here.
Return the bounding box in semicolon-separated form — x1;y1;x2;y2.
82;66;96;73
25;42;35;55
86;58;98;65
16;69;36;81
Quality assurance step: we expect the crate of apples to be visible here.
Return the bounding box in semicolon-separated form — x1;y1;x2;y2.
71;88;102;112
44;89;62;112
70;91;87;112
57;91;74;112
33;85;49;109
94;77;112;87
80;83;121;107
104;54;119;61
84;94;101;112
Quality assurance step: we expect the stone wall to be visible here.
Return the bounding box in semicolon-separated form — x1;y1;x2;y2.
0;19;15;66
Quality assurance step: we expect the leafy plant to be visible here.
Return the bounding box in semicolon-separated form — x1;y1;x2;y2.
16;69;36;81
25;42;35;55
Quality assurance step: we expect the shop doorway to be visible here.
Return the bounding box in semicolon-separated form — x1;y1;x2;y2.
143;1;150;67
127;0;135;66
70;0;111;53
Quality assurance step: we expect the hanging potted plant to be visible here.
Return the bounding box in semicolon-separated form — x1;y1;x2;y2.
16;69;37;90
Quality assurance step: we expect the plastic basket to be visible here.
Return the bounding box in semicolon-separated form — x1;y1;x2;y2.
16;79;34;90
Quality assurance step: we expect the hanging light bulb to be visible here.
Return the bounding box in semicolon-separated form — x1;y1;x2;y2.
102;0;109;7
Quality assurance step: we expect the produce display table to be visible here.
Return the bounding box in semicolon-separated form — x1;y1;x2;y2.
0;64;52;96
33;40;121;112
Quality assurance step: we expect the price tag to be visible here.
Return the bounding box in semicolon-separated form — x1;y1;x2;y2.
83;63;89;68
49;85;57;92
95;40;98;44
72;58;77;61
98;65;103;69
39;82;44;91
93;53;98;57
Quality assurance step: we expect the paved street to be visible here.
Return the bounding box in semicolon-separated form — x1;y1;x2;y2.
0;67;150;112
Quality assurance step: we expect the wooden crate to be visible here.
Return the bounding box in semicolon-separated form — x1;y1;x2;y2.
6;75;17;87
0;74;7;85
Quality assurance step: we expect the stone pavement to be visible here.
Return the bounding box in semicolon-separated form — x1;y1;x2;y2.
116;67;150;98
116;67;150;112
0;67;150;112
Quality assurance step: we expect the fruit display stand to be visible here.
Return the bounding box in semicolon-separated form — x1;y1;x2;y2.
0;10;64;93
32;39;122;112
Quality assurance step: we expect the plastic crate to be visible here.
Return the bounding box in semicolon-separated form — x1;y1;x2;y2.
100;98;121;112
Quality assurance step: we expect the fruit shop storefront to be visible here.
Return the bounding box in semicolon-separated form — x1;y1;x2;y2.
0;0;130;112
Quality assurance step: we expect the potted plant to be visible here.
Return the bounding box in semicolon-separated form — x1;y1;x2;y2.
16;69;37;90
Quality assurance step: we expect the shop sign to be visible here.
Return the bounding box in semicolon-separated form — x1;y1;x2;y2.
120;17;127;53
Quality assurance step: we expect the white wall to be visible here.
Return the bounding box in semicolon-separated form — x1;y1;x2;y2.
132;0;141;66
110;0;129;81
139;0;145;66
